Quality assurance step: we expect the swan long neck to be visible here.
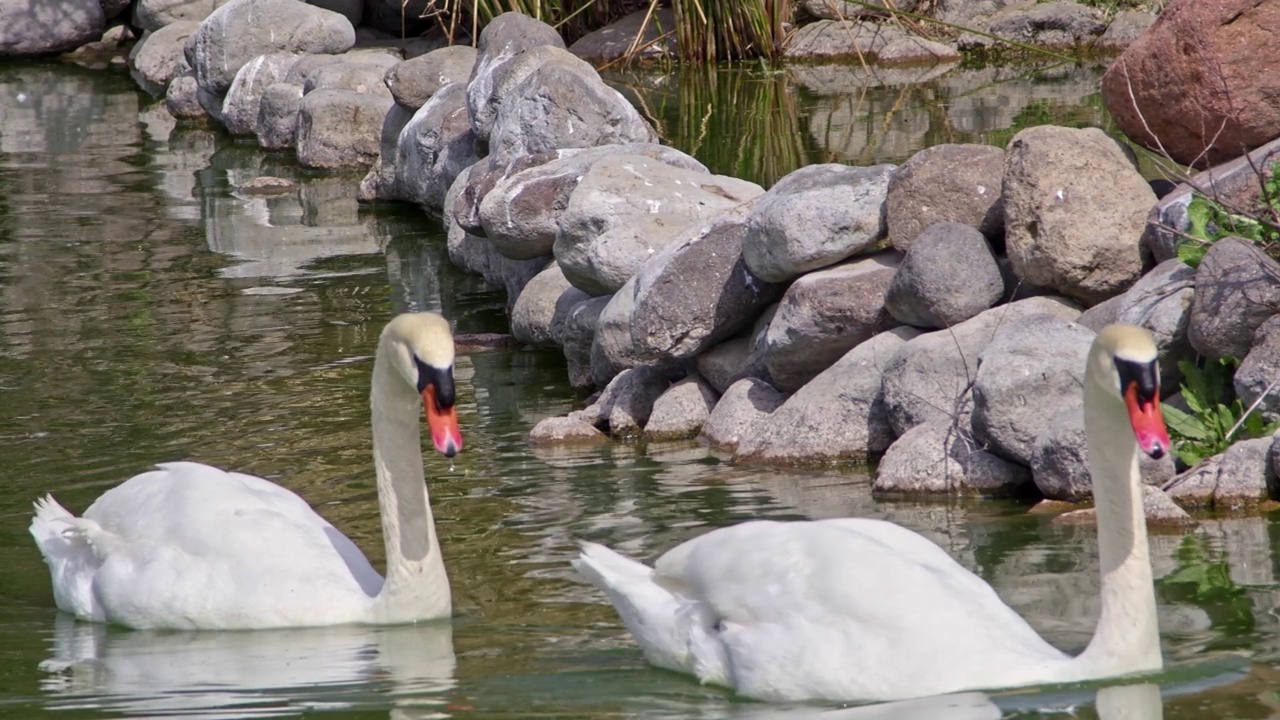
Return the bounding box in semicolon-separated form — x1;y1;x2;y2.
368;345;451;622
1077;352;1161;676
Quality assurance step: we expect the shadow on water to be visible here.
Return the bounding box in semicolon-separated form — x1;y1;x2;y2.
0;59;1277;718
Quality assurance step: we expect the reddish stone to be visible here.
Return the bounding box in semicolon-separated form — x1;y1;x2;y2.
1100;0;1280;168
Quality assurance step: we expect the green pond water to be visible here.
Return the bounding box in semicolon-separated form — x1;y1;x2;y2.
0;59;1277;719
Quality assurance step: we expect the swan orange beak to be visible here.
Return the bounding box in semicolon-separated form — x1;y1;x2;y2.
423;385;462;458
1124;382;1170;460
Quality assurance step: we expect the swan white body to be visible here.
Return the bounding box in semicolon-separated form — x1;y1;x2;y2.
30;313;463;630
575;324;1171;702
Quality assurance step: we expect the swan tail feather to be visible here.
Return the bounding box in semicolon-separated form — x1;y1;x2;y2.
29;495;107;621
574;543;726;683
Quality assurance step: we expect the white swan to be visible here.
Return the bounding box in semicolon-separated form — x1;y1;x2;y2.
29;312;463;630
574;323;1173;702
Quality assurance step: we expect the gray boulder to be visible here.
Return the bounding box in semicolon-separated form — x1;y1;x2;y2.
980;1;1106;48
488;52;657;166
479;144;706;263
221;52;299;136
885;144;1004;249
583;366;670;436
561;295;610;390
567;7;678;64
740;327;920;465
801;0;921;20
1032;406;1177;501
134;0;223;32
254;82;304;149
385;45;477;110
528;416;609;445
590;275;642;388
304;60;394;96
877;36;961;65
742;163;895;283
358;102;414;201
645;374;720;440
1236;316;1280;421
884;222;1003;329
1112;258;1195;390
295;88;392;169
307;0;360;30
873;417;1032;497
696;306;776;394
1003;125;1154;305
466;11;566;140
881;296;1083;436
783;19;892;60
0;0;103;56
1166;438;1276;511
189;0;354;96
556;154;763;294
971;313;1096;466
510;263;584;349
1188;236;1280;360
763;251;902;391
1053;485;1195;528
129;22;198;96
1095;10;1158;53
165;71;206;119
699;378;786;453
622;205;787;366
394;83;480;210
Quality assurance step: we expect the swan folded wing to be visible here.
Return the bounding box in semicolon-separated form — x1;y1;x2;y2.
654;519;1070;700
77;462;380;628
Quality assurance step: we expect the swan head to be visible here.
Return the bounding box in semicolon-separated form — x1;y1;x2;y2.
1090;324;1170;459
381;312;463;458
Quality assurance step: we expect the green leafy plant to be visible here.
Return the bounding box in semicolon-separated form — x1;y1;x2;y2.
1177;162;1280;268
1160;357;1280;467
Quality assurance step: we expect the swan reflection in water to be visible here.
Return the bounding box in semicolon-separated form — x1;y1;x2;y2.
37;607;1168;720
38;614;457;718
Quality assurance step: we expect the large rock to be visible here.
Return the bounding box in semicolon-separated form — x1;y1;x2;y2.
1003;125;1155;305
189;0;354;96
783;19;892;60
1031;406;1176;501
885;144;1004;249
488;51;657;166
884;222;1003;329
295;88;393;169
466;12;565;140
1166;437;1276;511
645;374;720;440
1236;316;1280;421
568;7;678;64
254;82;304;149
741;163;895;283
129;22;198;96
979;1;1106;48
696;306;776;394
394;82;479;210
303;59;395;96
1112;258;1195;390
555;154;763;294
739;327;920;465
510;264;585;349
221;52;299;136
528;416;609;445
358;102;415;201
801;0;922;20
1188;236;1280;360
1101;0;1280;168
165;71;206;119
134;0;223;32
971;314;1096;466
614;205;787;368
477;144;707;263
881;296;1082;436
0;0;103;56
583;366;670;436
762;251;902;391
561;295;610;389
1095;9;1157;53
385;45;476;111
873;417;1032;497
699;378;785;453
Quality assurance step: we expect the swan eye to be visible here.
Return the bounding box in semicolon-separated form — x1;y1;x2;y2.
413;356;456;408
1114;357;1158;403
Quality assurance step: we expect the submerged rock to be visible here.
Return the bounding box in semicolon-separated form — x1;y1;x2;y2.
645;375;720;440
